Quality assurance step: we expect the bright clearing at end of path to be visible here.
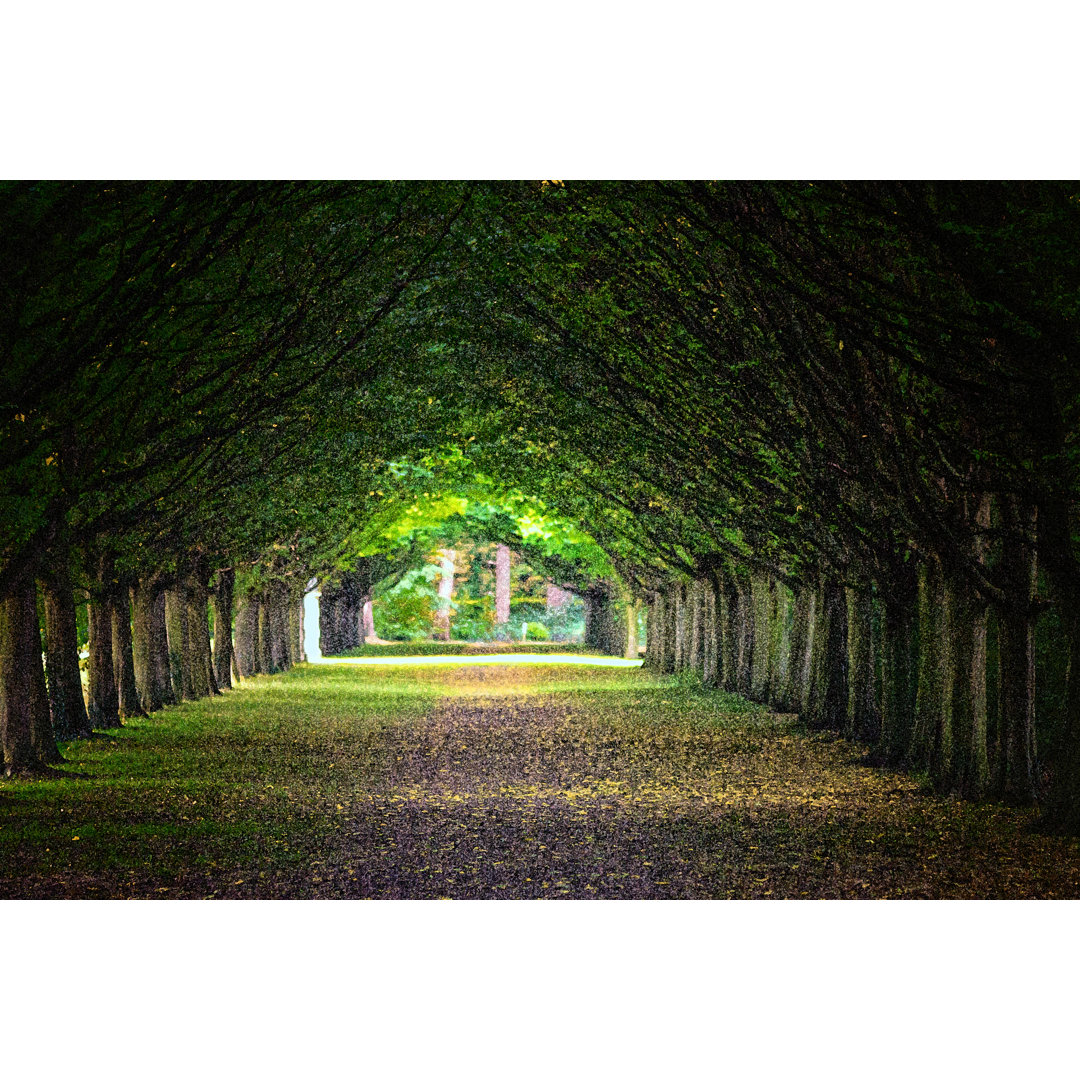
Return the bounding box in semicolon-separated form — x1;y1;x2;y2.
310;654;644;668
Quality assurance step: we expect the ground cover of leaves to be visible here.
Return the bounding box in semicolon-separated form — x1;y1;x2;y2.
3;662;1080;899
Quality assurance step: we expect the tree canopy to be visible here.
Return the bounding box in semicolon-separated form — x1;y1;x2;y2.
3;180;1080;828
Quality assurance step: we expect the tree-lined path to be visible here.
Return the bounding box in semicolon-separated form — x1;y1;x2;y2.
4;660;1079;899
4;181;1080;897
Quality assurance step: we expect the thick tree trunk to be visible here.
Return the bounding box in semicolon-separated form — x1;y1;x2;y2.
750;574;771;701
132;576;175;711
807;580;847;730
257;598;273;674
718;574;739;692
687;579;704;674
767;582;791;711
112;576;146;718
845;588;878;743
584;583;625;656
995;496;1039;805
87;553;120;729
879;590;918;766
939;573;989;798
40;560;91;739
909;556;944;772
186;570;215;698
165;584;193;700
266;581;290;673
211;568;235;690
1;571;59;773
234;593;259;678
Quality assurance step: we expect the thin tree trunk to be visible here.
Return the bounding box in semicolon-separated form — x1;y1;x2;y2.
672;583;687;671
112;575;146;718
702;574;721;686
362;599;375;644
688;579;704;674
909;556;945;771
625;598;639;660
495;544;511;626
435;549;455;642
87;552;120;729
211;568;235;690
718;574;739;692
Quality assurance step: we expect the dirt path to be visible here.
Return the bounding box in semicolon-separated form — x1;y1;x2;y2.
4;662;1080;898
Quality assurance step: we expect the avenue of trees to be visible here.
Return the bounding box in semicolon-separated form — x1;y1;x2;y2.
3;181;1079;831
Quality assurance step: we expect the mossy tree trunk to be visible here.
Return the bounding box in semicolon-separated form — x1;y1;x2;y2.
1;568;60;773
233;593;259;677
132;576;175;712
165;582;193;701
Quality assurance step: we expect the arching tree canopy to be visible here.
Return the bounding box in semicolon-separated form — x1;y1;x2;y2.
3;180;1080;828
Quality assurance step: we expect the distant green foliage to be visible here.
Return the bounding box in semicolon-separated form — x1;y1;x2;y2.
525;621;550;641
372;566;440;641
332;641;601;657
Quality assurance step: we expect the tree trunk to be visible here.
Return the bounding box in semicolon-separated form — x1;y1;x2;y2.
132;576;174;711
685;580;702;674
234;593;259;678
807;580;847;730
165;584;193;700
0;570;59;773
211;568;235;690
702;574;721;686
909;556;944;772
362;599;375;644
40;559;91;739
186;570;215;698
266;581;290;673
112;575;146;718
288;584;306;665
733;578;753;697
87;553;120;729
995;495;1039;805
625;598;639;660
495;544;511;626
670;584;684;671
845;588;878;743
767;582;791;711
657;588;676;673
750;574;771;701
257;598;273;674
